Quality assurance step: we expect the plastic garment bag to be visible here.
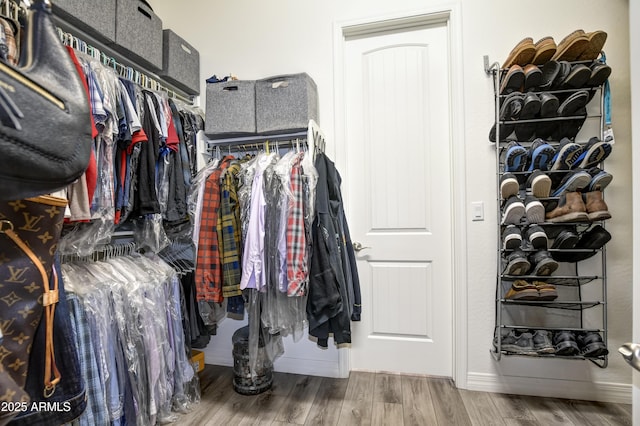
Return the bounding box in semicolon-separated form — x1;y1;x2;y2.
62;253;199;425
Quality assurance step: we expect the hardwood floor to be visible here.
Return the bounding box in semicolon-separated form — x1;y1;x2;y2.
178;365;632;425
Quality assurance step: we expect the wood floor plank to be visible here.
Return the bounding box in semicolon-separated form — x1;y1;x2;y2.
401;375;437;426
502;419;539;426
489;393;536;421
554;399;620;426
373;373;403;404
344;371;376;401
459;389;506;426
523;396;575;425
372;402;404;426
304;377;349;426
428;377;472;426
336;399;373;426
236;372;299;426
202;390;255;426
176;365;631;426
588;400;633;426
274;375;323;424
179;365;236;426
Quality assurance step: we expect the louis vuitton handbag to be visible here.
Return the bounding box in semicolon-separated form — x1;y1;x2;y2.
0;0;92;201
0;195;66;423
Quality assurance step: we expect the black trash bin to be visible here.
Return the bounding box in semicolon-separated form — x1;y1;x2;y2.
232;325;273;395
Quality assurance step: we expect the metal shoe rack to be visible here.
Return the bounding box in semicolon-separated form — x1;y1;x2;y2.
484;55;609;368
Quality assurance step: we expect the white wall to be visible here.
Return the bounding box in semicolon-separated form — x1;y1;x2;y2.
150;0;633;402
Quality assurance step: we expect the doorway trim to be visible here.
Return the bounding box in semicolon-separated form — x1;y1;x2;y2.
332;3;468;387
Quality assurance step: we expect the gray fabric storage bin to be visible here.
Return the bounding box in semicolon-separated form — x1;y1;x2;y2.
114;0;163;70
160;30;200;95
256;73;318;134
53;0;116;43
205;80;256;136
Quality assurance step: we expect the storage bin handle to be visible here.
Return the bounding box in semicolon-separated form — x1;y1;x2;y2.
223;86;239;91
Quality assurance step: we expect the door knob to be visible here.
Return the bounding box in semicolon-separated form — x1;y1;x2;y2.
619;343;640;372
352;242;371;252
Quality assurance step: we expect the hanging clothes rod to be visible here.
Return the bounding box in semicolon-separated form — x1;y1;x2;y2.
55;21;195;105
208;120;326;151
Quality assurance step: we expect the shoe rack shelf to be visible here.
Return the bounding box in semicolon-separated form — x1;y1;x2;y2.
485;56;609;368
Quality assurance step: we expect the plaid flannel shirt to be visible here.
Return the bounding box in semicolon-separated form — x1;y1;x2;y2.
286;153;308;296
218;162;243;298
195;156;232;302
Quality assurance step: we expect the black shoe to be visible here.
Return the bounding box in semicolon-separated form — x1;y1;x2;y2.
525;225;548;250
551;169;591;197
551;229;579;249
577;331;609;358
551;225;609;262
515;93;541;141
525;195;545;223
586;167;613;192
502;225;522;250
500;173;519;199
501;195;525;225
554;330;579;356
529;250;558;276
526;170;551;198
550;138;582;171
527;138;556;172
503;250;531;276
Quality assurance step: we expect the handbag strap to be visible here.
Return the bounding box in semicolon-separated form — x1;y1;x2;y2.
0;220;60;397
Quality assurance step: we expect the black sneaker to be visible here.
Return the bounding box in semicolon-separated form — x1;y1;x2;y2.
586;167;613;192
503;250;531;276
576;331;609;358
550;229;579;249
526;170;551;198
551;169;592;197
525;225;548;249
501;195;525;225
550;138;582;171
529;250;559;276
502;225;522;250
500;173;519;199
554;330;579;356
527;138;556;172
525;195;545;224
533;330;555;354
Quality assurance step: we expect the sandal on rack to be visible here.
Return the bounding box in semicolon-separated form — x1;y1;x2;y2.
551;30;590;62
576;30;608;61
489;92;525;142
502;37;536;69
532;37;557;65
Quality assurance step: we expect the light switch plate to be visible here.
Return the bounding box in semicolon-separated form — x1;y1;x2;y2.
471;201;484;221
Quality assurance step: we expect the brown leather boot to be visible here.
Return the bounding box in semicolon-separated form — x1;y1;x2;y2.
546;191;589;222
584;190;611;221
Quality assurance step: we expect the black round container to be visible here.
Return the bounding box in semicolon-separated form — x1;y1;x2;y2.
232;326;273;395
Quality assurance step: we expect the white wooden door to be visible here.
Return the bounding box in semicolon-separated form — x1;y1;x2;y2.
344;22;453;376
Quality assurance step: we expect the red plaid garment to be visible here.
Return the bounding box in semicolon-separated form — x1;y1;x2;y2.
286;153;308;296
195;156;232;302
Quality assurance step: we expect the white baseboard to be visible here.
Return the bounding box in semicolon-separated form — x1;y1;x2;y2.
466;372;632;404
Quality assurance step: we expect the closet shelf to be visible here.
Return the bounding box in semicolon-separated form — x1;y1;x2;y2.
500;325;605;333
500;299;602;310
500;275;600;285
497;115;593;125
55;17;195;104
207;120;327;153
